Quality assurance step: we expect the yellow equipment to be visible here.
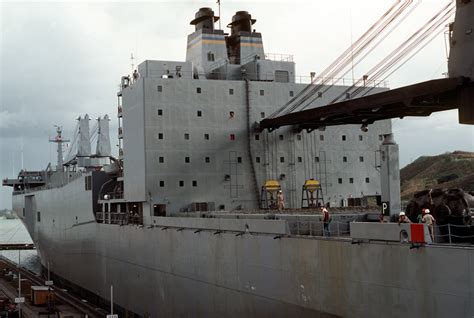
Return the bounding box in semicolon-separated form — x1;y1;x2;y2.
260;180;281;209
301;178;324;208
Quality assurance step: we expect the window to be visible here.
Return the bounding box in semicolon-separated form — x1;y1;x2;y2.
342;135;346;141
289;90;294;97
205;157;210;163
229;88;234;95
185;157;190;163
159;181;165;187
196;87;202;94
365;177;370;183
37;211;41;222
230;134;235;141
315;156;320;162
279;135;284;141
297;135;302;141
275;70;289;82
157;85;162;92
184;133;190;140
338;178;342;184
197;110;202;117
229;111;235;118
260;112;265;118
298;157;302;163
192;180;198;187
204;133;210;140
280;157;285;163
360;156;364;162
349;178;354;184
255;134;260;141
379;135;384;141
237;157;242;163
320;135;324;141
359;135;363;141
158;109;163;116
207;52;215;61
153;204;166;217
159;156;164;163
256;157;261;163
343;156;347;162
158;133;164;140
260;89;265;96
179;181;184;187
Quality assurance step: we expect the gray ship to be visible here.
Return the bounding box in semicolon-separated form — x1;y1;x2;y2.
3;2;474;317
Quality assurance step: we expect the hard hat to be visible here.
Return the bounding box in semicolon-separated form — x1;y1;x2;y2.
399;212;406;216
424;209;430;214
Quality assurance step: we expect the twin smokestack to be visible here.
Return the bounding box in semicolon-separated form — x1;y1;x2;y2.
190;7;255;34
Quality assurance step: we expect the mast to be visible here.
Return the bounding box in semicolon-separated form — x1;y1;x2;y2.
49;126;70;171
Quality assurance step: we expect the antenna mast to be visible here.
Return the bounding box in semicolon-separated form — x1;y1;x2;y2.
130;53;135;74
49;126;70;171
217;0;221;29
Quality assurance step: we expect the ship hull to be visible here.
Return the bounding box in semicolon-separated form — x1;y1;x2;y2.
11;178;474;318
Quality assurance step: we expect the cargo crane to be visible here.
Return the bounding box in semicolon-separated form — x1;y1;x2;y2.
259;0;473;217
260;0;473;131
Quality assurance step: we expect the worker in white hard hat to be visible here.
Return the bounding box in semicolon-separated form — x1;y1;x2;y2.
277;190;285;211
398;211;411;224
320;205;331;237
422;209;436;242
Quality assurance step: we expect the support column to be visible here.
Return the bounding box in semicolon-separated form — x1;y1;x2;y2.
380;134;401;217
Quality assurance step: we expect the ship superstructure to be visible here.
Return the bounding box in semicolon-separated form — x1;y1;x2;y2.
112;8;392;220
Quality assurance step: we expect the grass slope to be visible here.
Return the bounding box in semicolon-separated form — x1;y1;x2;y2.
400;151;474;200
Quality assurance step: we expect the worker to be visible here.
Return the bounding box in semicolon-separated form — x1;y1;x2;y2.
398;211;411;224
277;190;285;211
417;209;425;223
321;206;330;237
132;70;140;82
422;209;436;242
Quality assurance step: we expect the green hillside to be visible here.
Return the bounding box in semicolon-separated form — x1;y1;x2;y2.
400;151;474;200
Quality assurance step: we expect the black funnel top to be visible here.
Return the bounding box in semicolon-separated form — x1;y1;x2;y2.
227;11;256;35
190;7;220;31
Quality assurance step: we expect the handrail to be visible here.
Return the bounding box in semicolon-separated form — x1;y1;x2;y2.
143;69;389;87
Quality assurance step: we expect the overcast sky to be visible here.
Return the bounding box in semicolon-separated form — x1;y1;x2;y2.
1;0;473;209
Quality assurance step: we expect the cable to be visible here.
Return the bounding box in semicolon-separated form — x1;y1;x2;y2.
302;0;422;108
268;0;405;118
276;0;413;116
331;2;454;103
361;18;452;97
